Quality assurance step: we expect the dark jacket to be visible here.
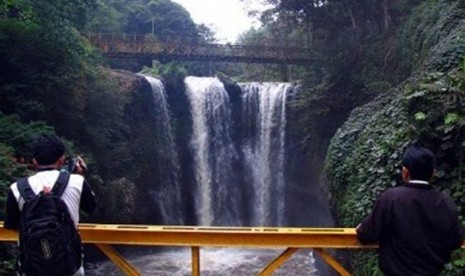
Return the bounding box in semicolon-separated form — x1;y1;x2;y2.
357;183;465;276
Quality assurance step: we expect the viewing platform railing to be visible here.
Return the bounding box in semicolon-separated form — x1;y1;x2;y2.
1;222;463;275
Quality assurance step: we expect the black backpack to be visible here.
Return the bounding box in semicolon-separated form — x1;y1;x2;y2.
17;172;82;276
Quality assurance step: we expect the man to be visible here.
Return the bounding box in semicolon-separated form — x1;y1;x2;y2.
4;134;97;275
356;145;465;275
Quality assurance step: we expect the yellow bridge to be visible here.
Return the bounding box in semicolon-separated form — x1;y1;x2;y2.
1;222;463;275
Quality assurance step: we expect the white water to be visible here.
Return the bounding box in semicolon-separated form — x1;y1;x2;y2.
184;79;292;226
140;74;183;225
184;76;239;226
239;82;291;226
88;248;319;276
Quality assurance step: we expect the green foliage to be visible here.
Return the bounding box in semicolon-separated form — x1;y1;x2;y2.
87;0;205;42
326;68;465;273
326;90;409;226
0;113;62;275
86;0;216;75
404;69;465;219
141;61;188;84
78;68;132;180
414;111;427;121
0;242;16;275
233;19;315;82
0;17;99;128
86;0;130;33
387;0;465;75
322;1;465;271
0;114;55;161
0;0;139;225
0;143;26;219
27;0;96;29
445;250;465;274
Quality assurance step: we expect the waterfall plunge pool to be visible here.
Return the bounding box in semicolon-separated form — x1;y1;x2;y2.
87;247;319;275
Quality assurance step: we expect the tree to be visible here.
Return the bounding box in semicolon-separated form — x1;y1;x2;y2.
124;0;199;41
85;0;130;33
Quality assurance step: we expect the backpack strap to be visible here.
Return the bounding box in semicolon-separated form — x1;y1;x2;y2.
17;172;70;201
17;177;35;202
51;171;71;198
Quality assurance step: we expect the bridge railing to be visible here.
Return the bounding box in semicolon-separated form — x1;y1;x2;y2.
85;33;315;64
3;222;462;275
0;222;364;275
85;33;308;49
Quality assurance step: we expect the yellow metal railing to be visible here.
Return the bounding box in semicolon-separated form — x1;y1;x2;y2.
1;222;463;275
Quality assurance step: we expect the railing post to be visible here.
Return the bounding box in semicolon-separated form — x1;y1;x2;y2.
192;246;200;276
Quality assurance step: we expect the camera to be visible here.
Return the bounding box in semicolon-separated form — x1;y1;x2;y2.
61;156;87;173
61;157;79;173
68;157;80;173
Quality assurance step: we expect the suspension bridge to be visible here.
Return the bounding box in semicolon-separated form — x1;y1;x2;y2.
86;33;315;65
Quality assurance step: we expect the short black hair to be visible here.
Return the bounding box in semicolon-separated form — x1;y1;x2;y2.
33;134;66;166
402;145;436;181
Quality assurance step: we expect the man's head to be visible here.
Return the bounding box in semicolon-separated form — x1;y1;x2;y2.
32;134;66;167
402;145;436;182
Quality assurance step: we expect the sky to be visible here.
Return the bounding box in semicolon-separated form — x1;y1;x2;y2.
171;0;268;43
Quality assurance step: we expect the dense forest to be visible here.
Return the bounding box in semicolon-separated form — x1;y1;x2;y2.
1;0;465;274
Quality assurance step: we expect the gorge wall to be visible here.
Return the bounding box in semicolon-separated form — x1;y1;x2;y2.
325;0;465;273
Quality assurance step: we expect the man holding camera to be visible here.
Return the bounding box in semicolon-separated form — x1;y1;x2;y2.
4;134;97;275
356;145;465;275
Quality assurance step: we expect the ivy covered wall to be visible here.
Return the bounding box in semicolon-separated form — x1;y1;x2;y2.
325;0;465;272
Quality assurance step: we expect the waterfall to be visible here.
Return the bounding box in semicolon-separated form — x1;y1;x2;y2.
239;82;291;226
184;76;240;226
139;74;183;225
184;78;291;226
93;77;331;274
141;76;293;226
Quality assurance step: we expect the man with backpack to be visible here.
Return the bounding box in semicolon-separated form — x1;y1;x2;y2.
4;134;97;276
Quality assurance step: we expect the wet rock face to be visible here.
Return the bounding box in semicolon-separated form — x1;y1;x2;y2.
108;69;145;92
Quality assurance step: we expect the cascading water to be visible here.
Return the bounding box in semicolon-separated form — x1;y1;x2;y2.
184;76;240;226
183;78;293;226
139;74;183;225
239;82;291;226
91;76;331;275
140;76;302;227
